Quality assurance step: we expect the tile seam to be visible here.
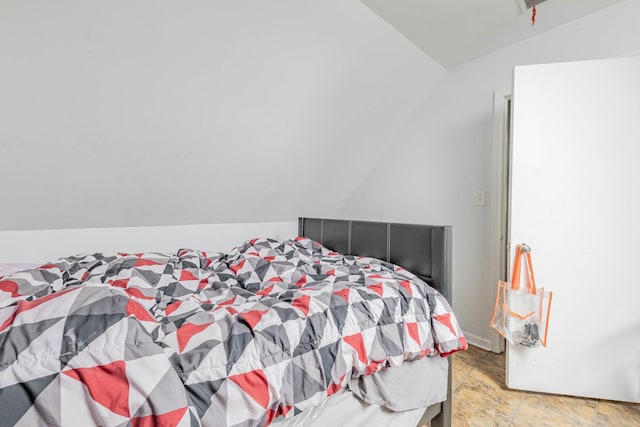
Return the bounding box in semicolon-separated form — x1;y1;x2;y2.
453;364;474;393
506;397;524;426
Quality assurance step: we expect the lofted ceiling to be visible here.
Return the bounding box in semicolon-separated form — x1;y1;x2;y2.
361;0;625;68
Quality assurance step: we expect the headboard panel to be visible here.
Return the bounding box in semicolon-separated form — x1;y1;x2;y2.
298;218;452;303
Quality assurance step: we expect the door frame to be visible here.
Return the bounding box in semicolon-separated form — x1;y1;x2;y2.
489;87;512;354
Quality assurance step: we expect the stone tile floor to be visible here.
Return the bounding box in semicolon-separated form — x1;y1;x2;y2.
451;346;640;426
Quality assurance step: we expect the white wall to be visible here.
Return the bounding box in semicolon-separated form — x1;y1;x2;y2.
0;221;298;263
0;0;444;230
508;57;640;402
338;0;640;347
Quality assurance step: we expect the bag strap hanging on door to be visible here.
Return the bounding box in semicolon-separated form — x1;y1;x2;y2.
490;243;553;347
511;243;536;294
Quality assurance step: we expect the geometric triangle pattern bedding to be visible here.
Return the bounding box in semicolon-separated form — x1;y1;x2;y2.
0;237;467;427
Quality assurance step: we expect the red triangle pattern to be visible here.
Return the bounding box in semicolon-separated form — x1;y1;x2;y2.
179;270;198;281
4;287;78;331
230;260;246;275
0;308;18;333
198;279;208;290
40;263;57;269
266;276;283;282
265;405;292;426
218;296;236;306
399;280;413;296
292;295;311;316
63;360;130;417
334;288;349;302
327;374;345;396
439;337;468;357
343;333;368;365
177;322;213;352
434;313;458;336
109;279;130;289
135;259;162;267
130;407;188;427
165;301;182;316
368;283;384;297
365;360;383;376
241;309;269;329
257;284;274;296
126;300;154;322
229;369;270;409
8;287;76;316
125;288;155;300
406;322;420;344
263;256;275;262
295;276;307;287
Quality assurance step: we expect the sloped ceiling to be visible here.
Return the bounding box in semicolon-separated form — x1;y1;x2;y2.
0;0;445;230
361;0;625;68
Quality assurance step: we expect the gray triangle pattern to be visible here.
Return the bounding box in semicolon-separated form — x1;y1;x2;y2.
0;374;57;426
131;368;190;419
0;317;65;368
184;378;225;419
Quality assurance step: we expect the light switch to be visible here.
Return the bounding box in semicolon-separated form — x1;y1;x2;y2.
474;190;486;206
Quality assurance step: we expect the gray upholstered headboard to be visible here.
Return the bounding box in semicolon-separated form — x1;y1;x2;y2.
298;218;452;303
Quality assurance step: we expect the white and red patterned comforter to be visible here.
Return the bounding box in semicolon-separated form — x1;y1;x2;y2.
0;237;466;427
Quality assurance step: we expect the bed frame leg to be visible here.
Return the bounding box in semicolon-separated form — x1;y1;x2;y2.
431;356;452;427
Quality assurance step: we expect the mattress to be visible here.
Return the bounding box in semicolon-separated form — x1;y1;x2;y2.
272;355;448;427
272;390;433;427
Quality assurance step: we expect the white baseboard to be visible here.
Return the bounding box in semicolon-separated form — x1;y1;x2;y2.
463;331;492;351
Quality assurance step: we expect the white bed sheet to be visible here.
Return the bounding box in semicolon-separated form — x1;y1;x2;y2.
349;353;448;411
273;356;448;427
272;389;429;427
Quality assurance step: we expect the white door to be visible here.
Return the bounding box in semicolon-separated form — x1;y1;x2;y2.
508;56;640;403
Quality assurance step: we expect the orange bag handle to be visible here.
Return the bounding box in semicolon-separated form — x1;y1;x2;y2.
540;289;553;347
524;251;537;295
510;245;523;288
511;244;537;295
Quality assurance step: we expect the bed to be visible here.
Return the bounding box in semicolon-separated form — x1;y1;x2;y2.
0;218;465;427
295;218;458;427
